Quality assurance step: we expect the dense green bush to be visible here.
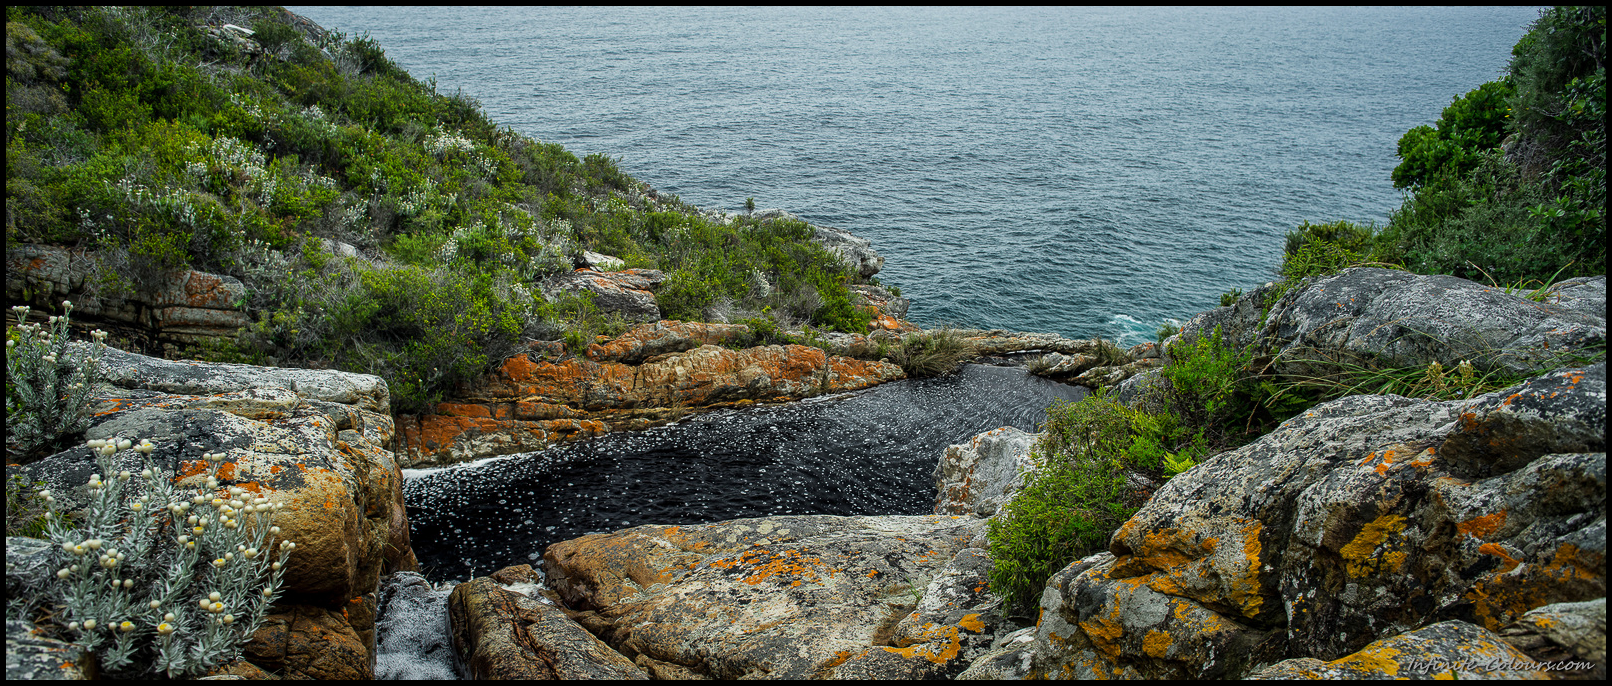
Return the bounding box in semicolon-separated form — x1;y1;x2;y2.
1392;80;1515;190
987;392;1142;617
888;328;975;377
1380;6;1604;284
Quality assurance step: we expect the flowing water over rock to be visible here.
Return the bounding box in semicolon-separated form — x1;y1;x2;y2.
404;364;1084;581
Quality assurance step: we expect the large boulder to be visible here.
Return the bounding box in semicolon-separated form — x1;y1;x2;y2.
1175;269;1606;378
542;514;997;679
5;619;95;680
540;268;666;322
396;342;904;467
585;320;751;364
7;348;416;679
1022;362;1605;679
934;426;1039;517
449;576;646;679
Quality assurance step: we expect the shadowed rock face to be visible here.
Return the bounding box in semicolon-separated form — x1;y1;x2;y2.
542;514;999;679
1019;362;1605;679
9;348;415;680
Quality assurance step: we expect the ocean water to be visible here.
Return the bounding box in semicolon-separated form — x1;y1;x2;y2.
288;6;1534;344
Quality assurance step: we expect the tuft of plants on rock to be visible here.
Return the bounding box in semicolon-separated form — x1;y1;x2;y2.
888;328;976;377
6;302;108;462
33;438;296;678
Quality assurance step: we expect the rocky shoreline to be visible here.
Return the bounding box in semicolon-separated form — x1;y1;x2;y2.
9;263;1603;679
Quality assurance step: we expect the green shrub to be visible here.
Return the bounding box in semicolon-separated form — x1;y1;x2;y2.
987;392;1140;617
1392;80;1514;190
6;303;108;462
1154;322;1180;344
34;438;295;677
1161;325;1254;436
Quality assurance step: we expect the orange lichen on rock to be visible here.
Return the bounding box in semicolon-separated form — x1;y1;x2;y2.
1142;629;1172;658
1456;511;1508;540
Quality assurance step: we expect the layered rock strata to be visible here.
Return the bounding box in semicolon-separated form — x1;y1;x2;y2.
7;243;251;356
395;321;906;467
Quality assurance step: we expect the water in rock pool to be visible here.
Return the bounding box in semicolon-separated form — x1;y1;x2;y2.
404;364;1084;582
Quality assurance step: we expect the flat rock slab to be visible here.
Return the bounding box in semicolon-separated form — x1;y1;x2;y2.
543;514;989;679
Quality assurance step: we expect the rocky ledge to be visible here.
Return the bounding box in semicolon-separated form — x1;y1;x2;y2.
395;320;906;467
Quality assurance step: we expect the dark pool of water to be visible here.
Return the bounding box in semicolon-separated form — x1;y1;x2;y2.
403;364;1085;582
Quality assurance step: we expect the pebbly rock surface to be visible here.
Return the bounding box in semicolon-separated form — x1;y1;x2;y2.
7;243;251;356
396;336;905;467
7;347;416;679
933;426;1039;518
541;514;999;679
1020;362;1605;679
540;268;666;322
449;576;647;679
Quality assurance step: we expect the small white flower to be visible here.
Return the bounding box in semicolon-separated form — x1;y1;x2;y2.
149;600;161;610
69;622;80;631
57;568;70;580
157;622;174;635
83;619;96;631
120;621;134;633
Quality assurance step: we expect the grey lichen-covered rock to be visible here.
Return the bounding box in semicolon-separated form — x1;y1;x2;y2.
6;619;94;680
542;514;986;679
90;343;391;414
811;224;885;278
1541;275;1607;321
850;284;909;319
1028;352;1100;378
578;250;626;271
956;626;1037;680
1066;357;1163;388
1248;620;1559;679
541;269;665;322
448;577;647;680
1022;363;1605;679
934;426;1039;517
1499;598;1606;678
5;536;54;603
1258;268;1605;377
1167;280;1285;354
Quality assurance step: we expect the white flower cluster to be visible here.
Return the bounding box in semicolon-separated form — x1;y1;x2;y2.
6;303;107;457
424;130;475;157
209;137;268;179
41;437;295;677
227;92;277;126
108;177;201;229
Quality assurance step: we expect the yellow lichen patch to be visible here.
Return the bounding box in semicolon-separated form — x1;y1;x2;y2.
1232;520;1265;618
881;624;964;663
957;613;985;633
1078;603;1127;660
1142;629;1171;658
1340;514;1407;578
1332;643;1402;676
1456;511;1508;541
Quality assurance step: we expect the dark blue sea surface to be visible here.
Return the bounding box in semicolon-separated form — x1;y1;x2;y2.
289;6;1535;344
